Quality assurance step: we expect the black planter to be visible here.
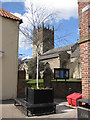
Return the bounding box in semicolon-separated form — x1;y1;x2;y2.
26;88;54;104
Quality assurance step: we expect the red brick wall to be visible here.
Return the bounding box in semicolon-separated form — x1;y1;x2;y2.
18;70;26;79
78;2;89;39
80;41;90;99
78;1;90;99
51;81;81;98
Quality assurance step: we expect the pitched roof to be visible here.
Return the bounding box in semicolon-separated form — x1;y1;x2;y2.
39;53;59;60
0;7;22;23
40;44;74;60
42;44;73;55
39;44;80;60
71;45;80;58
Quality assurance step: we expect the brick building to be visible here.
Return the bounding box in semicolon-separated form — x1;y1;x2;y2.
78;1;90;99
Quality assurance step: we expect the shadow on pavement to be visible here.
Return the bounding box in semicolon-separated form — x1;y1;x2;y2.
1;99;14;104
56;105;74;114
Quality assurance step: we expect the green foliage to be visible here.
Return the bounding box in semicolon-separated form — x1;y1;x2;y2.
25;79;44;89
30;83;44;89
28;57;45;79
26;79;43;84
25;78;81;89
26;78;81;84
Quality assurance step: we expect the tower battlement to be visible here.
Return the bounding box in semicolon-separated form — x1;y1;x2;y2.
33;23;54;32
33;23;54;57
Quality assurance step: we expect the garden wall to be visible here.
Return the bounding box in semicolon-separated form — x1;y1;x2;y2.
17;70;26;98
51;81;82;98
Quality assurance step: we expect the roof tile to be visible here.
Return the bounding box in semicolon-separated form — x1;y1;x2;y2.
0;7;22;23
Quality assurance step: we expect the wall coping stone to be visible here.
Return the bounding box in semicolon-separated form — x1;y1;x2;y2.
51;81;81;83
78;36;90;44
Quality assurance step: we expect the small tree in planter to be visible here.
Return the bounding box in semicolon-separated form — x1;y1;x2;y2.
25;87;55;114
20;2;57;114
20;1;58;89
27;88;54;104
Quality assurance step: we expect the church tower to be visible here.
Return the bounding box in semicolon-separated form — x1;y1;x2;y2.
33;23;54;57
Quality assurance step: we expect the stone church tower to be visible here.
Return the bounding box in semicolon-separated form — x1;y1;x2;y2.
33;23;54;57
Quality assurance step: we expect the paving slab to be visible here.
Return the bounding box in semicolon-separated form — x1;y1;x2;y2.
0;99;77;119
0;100;26;119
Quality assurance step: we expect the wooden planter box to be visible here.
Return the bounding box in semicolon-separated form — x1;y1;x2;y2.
26;88;54;104
25;88;55;115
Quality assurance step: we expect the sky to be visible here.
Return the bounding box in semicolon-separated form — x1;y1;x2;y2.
0;0;79;59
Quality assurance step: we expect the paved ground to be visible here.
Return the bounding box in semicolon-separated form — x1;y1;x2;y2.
0;99;77;119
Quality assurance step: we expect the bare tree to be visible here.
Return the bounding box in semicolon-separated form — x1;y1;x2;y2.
19;1;76;88
19;2;58;88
